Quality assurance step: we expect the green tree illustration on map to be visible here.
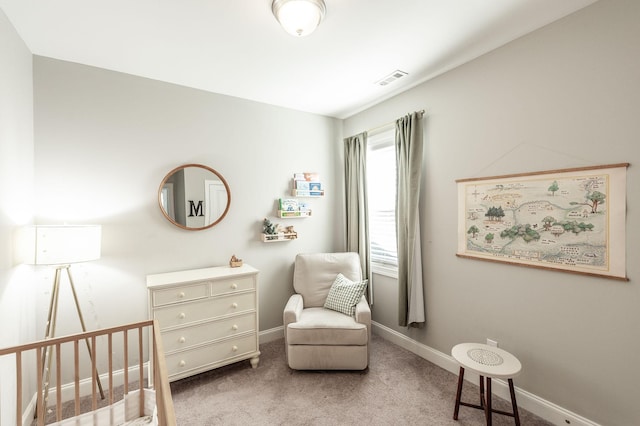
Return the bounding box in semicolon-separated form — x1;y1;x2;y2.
570;191;606;213
485;206;505;221
542;216;556;231
548;180;559;196
500;224;540;243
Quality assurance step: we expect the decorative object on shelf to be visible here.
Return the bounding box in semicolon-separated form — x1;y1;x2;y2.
263;218;278;235
284;226;298;239
229;254;243;268
271;0;326;38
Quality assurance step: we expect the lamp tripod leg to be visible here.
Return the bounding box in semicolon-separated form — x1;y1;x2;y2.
39;268;62;418
66;267;105;400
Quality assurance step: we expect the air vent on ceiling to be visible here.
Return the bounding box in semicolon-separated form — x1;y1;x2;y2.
375;70;408;86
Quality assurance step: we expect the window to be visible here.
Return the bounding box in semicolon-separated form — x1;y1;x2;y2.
367;127;397;276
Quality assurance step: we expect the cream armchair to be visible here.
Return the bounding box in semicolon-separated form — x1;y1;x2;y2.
283;252;371;370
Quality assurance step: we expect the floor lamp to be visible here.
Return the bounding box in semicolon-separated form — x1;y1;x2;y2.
22;225;105;413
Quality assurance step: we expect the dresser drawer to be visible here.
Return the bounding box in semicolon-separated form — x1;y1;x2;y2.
154;291;256;329
211;276;255;296
162;313;257;352
152;282;209;307
166;334;258;377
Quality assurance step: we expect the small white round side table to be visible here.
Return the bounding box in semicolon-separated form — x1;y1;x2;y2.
452;343;522;426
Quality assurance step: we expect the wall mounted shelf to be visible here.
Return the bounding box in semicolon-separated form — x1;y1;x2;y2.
290;189;324;197
261;233;298;242
278;210;312;218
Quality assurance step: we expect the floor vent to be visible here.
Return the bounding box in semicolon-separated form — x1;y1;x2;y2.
375;70;408;86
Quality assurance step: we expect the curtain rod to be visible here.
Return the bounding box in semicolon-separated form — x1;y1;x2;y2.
366;110;425;135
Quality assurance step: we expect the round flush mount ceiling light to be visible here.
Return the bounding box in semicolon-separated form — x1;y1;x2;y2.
272;0;326;37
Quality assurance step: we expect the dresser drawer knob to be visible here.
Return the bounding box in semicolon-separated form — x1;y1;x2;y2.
232;324;238;330
179;312;186;319
231;283;238;289
179;337;186;343
178;292;185;298
232;303;238;309
179;360;186;367
232;345;238;352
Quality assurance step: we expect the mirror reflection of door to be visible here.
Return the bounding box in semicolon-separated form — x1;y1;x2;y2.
161;183;175;220
205;180;227;225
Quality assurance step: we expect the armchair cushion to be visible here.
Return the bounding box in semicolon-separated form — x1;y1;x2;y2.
293;253;362;307
323;273;368;316
287;307;368;346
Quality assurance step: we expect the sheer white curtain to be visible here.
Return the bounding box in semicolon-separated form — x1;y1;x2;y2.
344;132;372;302
396;112;425;327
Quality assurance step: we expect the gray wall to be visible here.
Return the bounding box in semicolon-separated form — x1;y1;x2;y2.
0;9;36;425
31;56;344;338
344;1;639;425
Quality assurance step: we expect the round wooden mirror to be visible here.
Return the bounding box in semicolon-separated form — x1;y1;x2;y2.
158;164;231;230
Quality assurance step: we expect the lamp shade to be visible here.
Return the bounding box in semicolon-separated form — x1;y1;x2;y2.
272;0;326;37
18;225;101;265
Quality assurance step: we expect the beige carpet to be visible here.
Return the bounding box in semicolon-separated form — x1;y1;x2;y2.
170;335;552;425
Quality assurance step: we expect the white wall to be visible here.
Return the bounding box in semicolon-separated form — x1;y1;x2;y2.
31;56;343;352
0;8;36;426
344;1;640;425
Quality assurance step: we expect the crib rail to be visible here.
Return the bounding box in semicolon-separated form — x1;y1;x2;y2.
0;319;176;426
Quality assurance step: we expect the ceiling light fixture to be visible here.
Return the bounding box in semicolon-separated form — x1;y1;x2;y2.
272;0;326;37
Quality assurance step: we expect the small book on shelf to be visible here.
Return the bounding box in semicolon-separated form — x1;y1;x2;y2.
279;198;299;211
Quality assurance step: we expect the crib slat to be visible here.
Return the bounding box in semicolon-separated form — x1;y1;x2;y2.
123;328;129;395
36;348;44;426
55;343;62;421
138;326;144;418
16;351;22;426
91;335;97;411
74;340;80;416
108;332;114;404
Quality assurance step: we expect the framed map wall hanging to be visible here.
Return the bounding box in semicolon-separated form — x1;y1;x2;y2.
456;163;629;280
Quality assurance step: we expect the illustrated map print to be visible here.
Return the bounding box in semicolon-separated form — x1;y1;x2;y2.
463;172;610;273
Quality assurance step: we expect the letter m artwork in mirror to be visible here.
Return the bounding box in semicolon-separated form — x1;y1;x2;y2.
188;200;204;217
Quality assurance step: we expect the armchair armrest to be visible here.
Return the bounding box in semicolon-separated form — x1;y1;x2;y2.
283;294;304;328
355;295;372;365
355;296;371;325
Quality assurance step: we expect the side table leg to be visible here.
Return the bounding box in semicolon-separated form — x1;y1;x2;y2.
479;375;485;408
486;377;493;426
508;378;521;426
453;367;465;420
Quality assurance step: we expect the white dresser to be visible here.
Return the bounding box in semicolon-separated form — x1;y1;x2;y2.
146;264;260;382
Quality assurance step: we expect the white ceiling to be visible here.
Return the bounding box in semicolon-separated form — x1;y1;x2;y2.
1;0;598;119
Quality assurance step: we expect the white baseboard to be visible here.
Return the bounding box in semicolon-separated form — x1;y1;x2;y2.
259;326;284;344
371;321;601;426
